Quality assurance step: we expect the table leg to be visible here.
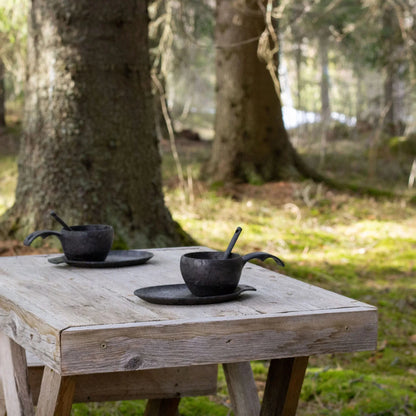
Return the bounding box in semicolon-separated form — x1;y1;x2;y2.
0;378;6;416
223;362;261;416
144;398;180;416
35;367;75;416
260;356;309;416
0;332;34;415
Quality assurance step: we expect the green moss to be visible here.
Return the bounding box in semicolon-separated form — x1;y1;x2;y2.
244;167;265;186
162;178;416;415
302;368;416;416
172;219;198;246
111;235;129;250
209;180;225;191
72;401;147;415
388;134;416;154
0;156;18;216
179;397;229;416
2;115;416;415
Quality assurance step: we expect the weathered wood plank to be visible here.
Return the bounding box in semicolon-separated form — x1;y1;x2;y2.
60;308;377;375
0;332;34;415
0;303;61;373
0;378;6;416
223;362;260;416
0;247;375;334
35;367;75;416
27;364;217;404
260;357;309;416
0;248;377;377
144;398;180;416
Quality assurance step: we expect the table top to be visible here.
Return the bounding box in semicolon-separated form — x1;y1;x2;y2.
0;246;377;376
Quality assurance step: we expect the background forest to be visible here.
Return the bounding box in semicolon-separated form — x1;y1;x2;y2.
0;0;416;415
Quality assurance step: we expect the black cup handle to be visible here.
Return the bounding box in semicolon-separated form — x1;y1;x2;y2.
24;230;62;246
242;252;285;267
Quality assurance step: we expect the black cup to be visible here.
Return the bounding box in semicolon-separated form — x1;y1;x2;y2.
24;224;114;261
180;251;284;297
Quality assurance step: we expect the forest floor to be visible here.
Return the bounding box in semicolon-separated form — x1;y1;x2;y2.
1;122;416;415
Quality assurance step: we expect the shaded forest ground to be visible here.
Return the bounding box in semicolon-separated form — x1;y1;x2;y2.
1;121;416;415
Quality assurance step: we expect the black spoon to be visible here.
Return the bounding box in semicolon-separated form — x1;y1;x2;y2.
223;226;242;259
50;211;72;231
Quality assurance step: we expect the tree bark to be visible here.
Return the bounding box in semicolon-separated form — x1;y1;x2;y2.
208;0;293;184
295;38;302;112
149;0;171;142
0;59;5;127
383;62;395;134
319;34;331;167
382;5;406;136
1;0;188;247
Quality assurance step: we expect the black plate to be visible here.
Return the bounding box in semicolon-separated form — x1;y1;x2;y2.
48;250;154;268
134;284;256;305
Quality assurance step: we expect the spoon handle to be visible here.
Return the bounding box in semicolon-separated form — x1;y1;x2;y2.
223;226;242;259
50;211;72;231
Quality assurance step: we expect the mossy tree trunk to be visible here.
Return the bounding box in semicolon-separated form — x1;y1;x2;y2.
207;0;294;184
2;0;187;248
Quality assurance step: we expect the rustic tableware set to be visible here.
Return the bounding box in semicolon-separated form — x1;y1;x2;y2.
25;216;284;304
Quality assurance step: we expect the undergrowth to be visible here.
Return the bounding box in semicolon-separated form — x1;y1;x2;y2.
164;179;416;415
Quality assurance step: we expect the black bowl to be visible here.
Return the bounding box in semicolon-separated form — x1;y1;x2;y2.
60;225;113;261
24;224;114;262
180;251;243;297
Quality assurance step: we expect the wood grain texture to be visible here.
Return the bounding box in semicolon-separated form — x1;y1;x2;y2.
60;308;377;375
260;357;309;416
144;398;180;416
0;247;378;376
223;362;260;416
35;367;75;416
27;364;217;404
0;332;34;415
0;378;6;416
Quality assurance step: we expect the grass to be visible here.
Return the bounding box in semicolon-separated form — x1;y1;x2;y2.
1;125;416;415
159;134;416;415
165;187;416;415
0;155;18;215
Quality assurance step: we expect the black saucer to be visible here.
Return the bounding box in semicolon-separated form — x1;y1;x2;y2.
48;250;153;268
134;284;256;305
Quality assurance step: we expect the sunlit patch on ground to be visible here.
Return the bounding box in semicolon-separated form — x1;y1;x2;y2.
1;131;415;415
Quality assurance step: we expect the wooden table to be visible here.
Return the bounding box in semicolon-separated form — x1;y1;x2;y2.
0;246;377;415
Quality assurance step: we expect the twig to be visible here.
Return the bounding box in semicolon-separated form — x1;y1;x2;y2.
257;0;282;100
216;36;261;49
409;159;416;188
151;72;187;202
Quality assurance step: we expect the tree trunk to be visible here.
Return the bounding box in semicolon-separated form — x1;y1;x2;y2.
382;5;405;136
208;0;293;184
319;34;330;167
1;0;188;248
354;64;363;125
295;39;302;111
149;0;171;142
383;61;395;134
0;59;5;127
